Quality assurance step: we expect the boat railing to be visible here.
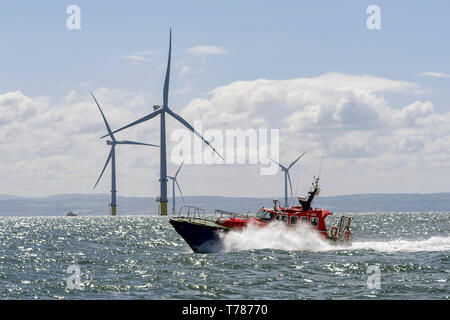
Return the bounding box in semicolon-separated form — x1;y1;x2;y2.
335;215;352;241
176;206;252;222
214;209;252;220
176;206;207;220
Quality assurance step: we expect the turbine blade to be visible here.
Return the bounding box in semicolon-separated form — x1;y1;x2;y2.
163;29;172;107
93;149;113;189
117;141;159;147
174;160;184;178
175;179;184;202
268;157;286;171
166;108;224;160
91;92;115;141
100;108;163;139
287;171;294;205
288;151;306;170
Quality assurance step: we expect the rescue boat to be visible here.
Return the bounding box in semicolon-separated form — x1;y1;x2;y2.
169;177;352;253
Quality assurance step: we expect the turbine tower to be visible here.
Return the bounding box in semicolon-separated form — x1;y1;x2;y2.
168;160;184;215
101;29;222;216
269;151;306;207
92;93;159;216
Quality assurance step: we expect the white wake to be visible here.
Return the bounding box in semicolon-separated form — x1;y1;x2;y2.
350;236;450;253
219;222;450;253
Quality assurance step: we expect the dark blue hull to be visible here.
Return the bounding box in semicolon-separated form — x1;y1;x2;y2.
169;218;229;253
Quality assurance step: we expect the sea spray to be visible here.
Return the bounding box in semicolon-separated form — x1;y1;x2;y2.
219;221;450;253
219;222;333;252
350;235;450;253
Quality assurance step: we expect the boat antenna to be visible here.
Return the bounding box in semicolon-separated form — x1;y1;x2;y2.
318;150;325;179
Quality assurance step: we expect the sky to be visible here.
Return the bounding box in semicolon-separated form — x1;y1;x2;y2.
0;1;449;199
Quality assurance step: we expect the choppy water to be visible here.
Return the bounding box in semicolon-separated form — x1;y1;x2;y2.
0;212;448;299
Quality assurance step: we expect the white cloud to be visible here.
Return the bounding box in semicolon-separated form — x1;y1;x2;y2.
417;72;450;78
178;73;450;195
80;80;95;87
186;46;228;56
179;65;191;78
0;89;160;197
399;101;436;126
121;55;151;64
137;50;156;56
181;73;418;129
63;90;78;103
1;73;449;198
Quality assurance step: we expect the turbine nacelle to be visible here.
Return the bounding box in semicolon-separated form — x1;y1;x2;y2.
268;151;306;207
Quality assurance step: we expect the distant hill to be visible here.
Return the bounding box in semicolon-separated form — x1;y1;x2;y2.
314;193;450;213
0;193;448;216
0;194;26;201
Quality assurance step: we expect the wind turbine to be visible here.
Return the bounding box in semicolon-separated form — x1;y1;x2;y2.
92;93;159;216
100;29;222;216
168;160;184;215
269;151;306;207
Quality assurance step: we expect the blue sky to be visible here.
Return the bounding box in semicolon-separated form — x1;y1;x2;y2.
0;1;449;198
2;1;449;109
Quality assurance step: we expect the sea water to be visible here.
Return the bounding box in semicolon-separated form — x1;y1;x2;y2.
0;212;448;299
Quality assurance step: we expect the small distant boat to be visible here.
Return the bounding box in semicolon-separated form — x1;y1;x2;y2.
170;177;353;253
66;211;77;216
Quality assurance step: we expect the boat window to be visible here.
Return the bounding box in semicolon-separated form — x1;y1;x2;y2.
260;211;275;222
311;217;319;227
300;216;308;224
255;209;265;219
290;216;298;224
275;214;288;223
